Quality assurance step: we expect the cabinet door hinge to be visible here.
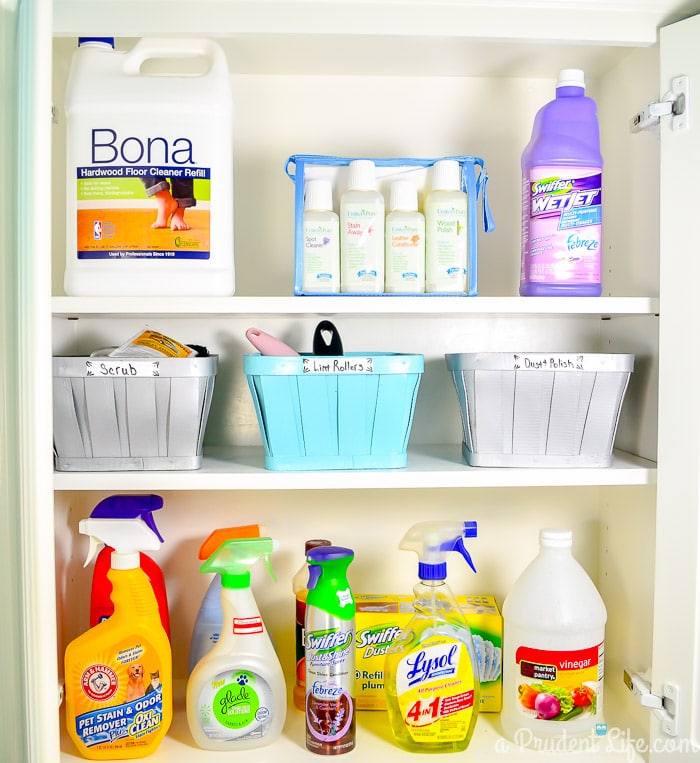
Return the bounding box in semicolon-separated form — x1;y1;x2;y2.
630;76;689;133
623;669;680;736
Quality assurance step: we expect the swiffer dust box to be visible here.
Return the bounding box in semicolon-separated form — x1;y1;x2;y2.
64;37;234;296
355;594;502;712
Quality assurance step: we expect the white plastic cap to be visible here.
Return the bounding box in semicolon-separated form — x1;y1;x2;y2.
347;159;377;191
389;180;418;212
304;179;333;211
540;528;573;547
431;159;461;192
557;69;585;89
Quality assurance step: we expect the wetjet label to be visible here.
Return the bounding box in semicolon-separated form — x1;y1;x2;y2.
522;167;602;285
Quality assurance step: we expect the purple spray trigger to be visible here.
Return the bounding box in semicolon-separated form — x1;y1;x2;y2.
90;494;165;542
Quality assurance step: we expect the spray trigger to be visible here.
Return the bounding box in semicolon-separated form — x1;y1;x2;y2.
84;536;102;567
454;537;477;574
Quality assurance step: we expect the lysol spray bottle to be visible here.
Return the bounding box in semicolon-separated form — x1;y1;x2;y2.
501;529;607;747
385;521;480;753
293;539;332;711
520;69;603;296
305;545;356;754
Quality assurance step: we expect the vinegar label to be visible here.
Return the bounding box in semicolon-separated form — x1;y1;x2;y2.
395;636;476;743
513;642;604;722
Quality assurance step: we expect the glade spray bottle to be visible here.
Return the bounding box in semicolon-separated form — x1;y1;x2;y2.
88;494;170;637
64;508;172;759
293;539;332;711
385;521;480;753
520;69;603;296
424;159;469;293
501;529;607;746
340;159;385;293
186;537;286;750
188;524;263;673
305;545;356;754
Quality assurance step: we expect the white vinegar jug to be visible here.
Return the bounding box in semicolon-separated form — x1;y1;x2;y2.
64;37;234;296
501;529;607;748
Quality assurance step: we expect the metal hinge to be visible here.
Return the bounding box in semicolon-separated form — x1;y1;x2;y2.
623;669;680;736
630;76;689;132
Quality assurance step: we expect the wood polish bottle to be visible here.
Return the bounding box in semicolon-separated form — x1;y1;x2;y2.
305;546;356;754
340;160;385;293
303;180;340;293
385;179;425;293
501;529;607;747
425;159;469;293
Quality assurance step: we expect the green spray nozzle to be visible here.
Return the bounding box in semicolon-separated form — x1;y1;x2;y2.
200;537;278;589
400;521;477;581
306;545;355;620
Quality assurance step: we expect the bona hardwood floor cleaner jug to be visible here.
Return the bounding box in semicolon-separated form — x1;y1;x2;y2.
64;37;234;296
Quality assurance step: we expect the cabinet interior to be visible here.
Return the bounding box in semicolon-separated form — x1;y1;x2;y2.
49;10;668;759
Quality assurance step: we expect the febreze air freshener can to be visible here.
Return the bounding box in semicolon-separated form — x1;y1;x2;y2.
64;38;234;296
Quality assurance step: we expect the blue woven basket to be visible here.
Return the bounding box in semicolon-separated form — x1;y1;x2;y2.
244;352;424;470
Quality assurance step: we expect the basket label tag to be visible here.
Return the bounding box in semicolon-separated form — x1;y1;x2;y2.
303;357;374;374
83;359;161;377
513;354;585;371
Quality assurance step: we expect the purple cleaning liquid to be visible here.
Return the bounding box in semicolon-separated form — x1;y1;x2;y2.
520;69;603;297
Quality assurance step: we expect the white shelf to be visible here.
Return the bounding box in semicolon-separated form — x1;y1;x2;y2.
51;296;659;318
53;446;655;491
60;691;645;762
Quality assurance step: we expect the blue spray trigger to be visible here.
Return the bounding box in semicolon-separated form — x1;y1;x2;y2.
90;494;165;543
307;565;322;591
453;537;477;574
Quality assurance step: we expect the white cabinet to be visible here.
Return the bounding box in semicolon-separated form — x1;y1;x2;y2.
3;2;700;762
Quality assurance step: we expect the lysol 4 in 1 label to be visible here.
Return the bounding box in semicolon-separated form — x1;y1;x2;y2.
514;643;604;723
395;635;476;744
522;166;602;284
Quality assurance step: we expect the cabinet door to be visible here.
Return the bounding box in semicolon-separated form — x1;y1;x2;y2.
1;0;58;760
653;12;700;761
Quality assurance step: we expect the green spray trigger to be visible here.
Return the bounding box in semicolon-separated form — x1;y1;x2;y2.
201;537;278;589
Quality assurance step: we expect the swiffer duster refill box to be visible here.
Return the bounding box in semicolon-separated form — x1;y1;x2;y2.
355;594;502;712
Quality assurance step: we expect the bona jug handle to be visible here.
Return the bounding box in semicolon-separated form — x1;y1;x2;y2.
122;38;228;77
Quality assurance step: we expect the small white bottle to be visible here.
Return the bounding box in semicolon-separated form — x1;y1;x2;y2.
424;159;468;293
303;180;340;293
501;529;607;747
385;180;425;293
340;159;385;293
